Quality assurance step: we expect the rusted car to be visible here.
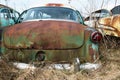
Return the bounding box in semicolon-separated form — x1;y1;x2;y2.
85;6;120;38
0;4;20;27
98;5;120;37
0;4;20;50
84;9;111;28
85;6;120;48
1;3;102;63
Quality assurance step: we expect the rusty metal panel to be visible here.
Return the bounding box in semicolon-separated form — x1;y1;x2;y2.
98;15;120;37
1;12;101;63
45;3;64;7
2;20;100;63
3;21;86;49
3;42;99;63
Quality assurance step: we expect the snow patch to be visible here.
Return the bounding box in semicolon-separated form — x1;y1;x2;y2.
13;62;36;70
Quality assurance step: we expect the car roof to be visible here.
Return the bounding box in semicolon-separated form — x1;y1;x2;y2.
0;4;20;13
0;4;12;9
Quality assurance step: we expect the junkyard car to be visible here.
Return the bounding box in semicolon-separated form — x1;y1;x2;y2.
0;4;20;51
84;9;111;27
84;6;120;48
1;3;102;63
85;6;120;38
0;4;20;27
98;5;120;37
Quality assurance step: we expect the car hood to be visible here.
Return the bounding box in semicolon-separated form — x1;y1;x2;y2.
3;20;86;49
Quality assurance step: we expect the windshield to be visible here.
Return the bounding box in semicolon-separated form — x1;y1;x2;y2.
21;7;80;22
85;9;110;21
111;5;120;15
92;9;110;18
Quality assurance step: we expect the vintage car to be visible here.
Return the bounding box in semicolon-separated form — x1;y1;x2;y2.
84;6;120;48
85;6;120;38
84;9;111;27
0;4;20;50
0;4;20;27
1;3;102;63
98;5;120;37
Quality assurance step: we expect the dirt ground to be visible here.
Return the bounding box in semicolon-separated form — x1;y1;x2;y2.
0;43;120;80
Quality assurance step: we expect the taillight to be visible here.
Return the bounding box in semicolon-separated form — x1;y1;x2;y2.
91;31;102;43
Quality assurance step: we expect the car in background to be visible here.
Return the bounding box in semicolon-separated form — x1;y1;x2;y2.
84;6;120;48
84;9;111;27
85;6;120;38
98;5;120;37
0;4;20;50
0;4;20;27
1;3;102;63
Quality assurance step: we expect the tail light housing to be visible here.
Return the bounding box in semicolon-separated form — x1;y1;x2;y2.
91;31;102;43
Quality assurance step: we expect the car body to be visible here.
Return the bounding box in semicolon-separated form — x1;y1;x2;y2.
1;3;102;63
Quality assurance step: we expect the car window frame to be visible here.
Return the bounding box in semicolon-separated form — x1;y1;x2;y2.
17;7;84;24
17;10;28;23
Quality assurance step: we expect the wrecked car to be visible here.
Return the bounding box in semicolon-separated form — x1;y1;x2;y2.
98;5;120;37
0;4;20;27
84;9;111;28
1;3;102;63
85;6;120;38
84;6;120;48
0;4;20;51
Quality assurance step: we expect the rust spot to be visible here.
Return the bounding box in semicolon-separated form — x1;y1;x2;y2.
89;45;98;62
46;3;64;7
89;45;94;61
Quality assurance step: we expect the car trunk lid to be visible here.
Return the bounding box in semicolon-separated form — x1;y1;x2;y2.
3;20;86;49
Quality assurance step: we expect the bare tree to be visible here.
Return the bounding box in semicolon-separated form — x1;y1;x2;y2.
5;0;8;6
115;0;117;6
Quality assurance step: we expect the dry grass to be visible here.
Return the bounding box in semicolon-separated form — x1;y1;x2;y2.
0;40;120;80
0;60;19;80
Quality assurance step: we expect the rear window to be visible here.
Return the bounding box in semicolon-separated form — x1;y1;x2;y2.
22;7;80;22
